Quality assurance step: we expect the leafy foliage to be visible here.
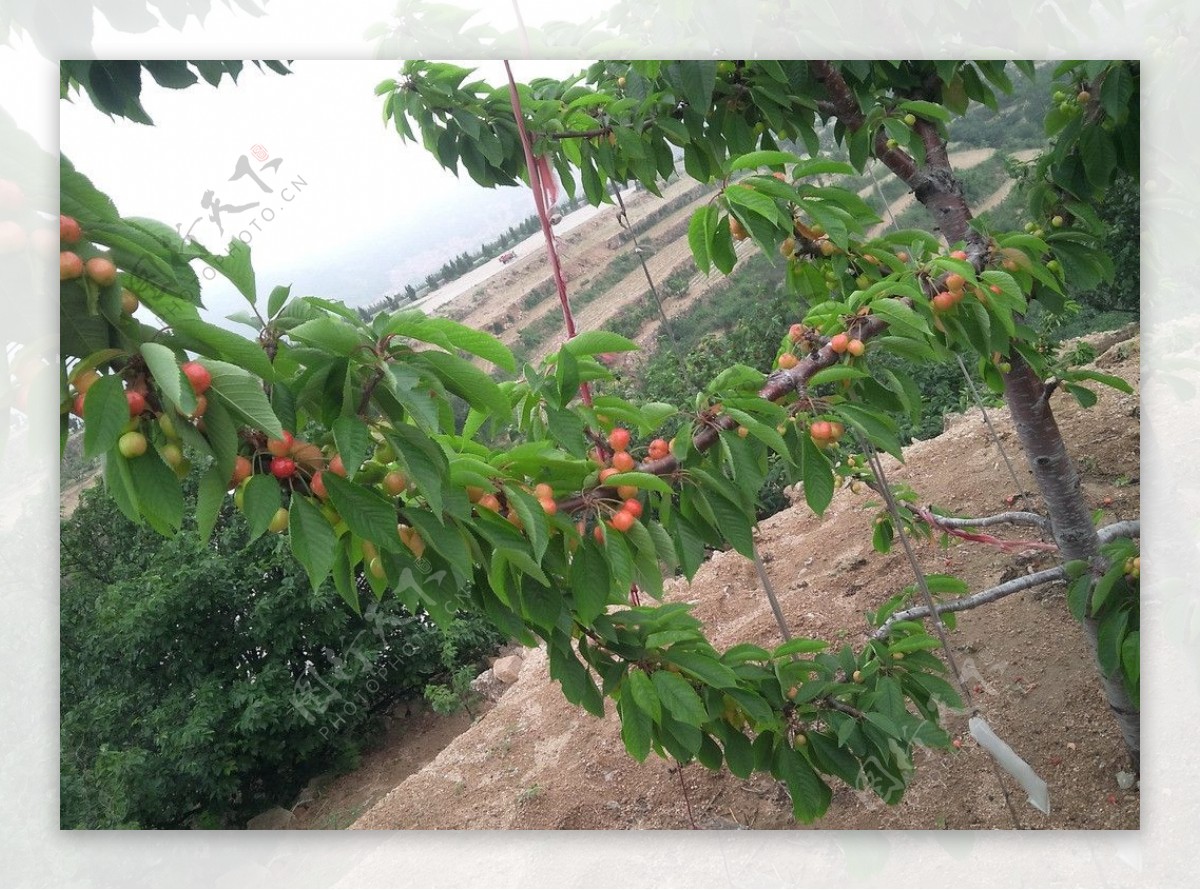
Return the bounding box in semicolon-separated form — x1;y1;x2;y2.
58;57;1141;826
60;478;502;828
60;60;292;125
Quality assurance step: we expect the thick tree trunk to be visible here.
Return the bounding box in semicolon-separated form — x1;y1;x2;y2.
1001;358;1141;769
811;61;1139;767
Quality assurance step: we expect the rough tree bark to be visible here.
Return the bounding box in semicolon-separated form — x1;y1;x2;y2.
811;62;1140;768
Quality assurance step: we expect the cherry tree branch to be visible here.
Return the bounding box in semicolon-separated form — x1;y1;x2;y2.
871;565;1068;640
911;504;1057;552
555;310;891;515
930;511;1052;533
870;521;1138;640
809;61;986;259
1098;519;1140;543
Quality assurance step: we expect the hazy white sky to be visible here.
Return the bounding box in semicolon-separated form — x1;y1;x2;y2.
59;58;589;322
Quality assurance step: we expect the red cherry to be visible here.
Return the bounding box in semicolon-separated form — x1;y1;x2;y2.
608;427;631;452
932;292;957;312
611;510;635;533
311;470;328;499
126;390;147;417
60;251;84;280
60;215;82;243
267;432;295;457
181;361;212;395
230;455;253;487
271;456;297;479
622;498;643;519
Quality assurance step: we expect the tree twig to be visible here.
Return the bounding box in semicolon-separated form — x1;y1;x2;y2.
871;565;1068;640
1099;519;1140;542
929;511;1051;533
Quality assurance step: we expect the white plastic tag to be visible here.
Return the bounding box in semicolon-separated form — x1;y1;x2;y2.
969;715;1051;816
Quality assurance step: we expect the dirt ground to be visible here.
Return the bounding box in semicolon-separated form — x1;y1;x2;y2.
347;327;1141;831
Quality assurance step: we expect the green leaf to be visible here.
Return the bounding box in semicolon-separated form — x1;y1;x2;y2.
203;359;283;438
1121;629;1139;687
618;695;653;762
1100;63;1134;123
807;365;871;387
198;395;238;483
503;484;549;561
712;722;754;778
288;316;369;356
687;206;712;274
1065;383;1097;409
710;215;737;275
403;510;472;583
675;60;717;120
195;463;227;543
602;471;673;494
698;487;756;559
82;374;129;460
626;667;662;723
775;638;828;658
267;284;291;318
651;669;707;728
416;350;511;421
386;424;448;516
728;149;802;172
323;473;402;551
835;403;904;461
721;643;773;665
242;474;282;541
672;513;707;580
1067;575;1091;622
194;239;257;305
560;330;639;358
1097;608;1130;677
289;495;337;592
898;99;952;122
60;155;120;224
775;741;832;824
572;540;611;625
548;633;605;717
724;183;784;225
665;650;741;690
127;449;184;535
888;634;943;654
167;317;274;382
332;415;371;481
869;297;931;337
140;342;198;416
791;158;856;178
1079;126;1117;191
799;434;834;515
1065;369;1133;394
404;315;515;372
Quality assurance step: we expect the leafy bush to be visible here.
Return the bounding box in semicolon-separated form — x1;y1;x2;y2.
60;474;503;829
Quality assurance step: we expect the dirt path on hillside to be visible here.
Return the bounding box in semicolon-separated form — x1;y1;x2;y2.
351;328;1141;831
445;176;706;347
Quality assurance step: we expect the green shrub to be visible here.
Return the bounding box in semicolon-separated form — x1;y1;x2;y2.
60;474;503;829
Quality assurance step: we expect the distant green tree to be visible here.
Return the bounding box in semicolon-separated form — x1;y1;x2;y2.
60;475;503;829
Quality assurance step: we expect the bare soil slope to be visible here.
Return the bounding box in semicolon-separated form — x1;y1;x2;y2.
353;328;1141;831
